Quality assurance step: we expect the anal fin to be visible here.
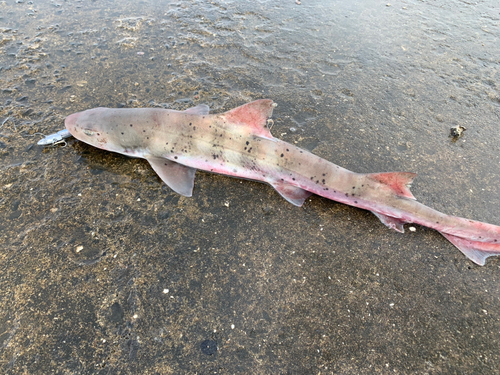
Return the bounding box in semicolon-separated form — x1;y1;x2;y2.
146;157;196;197
372;211;406;233
270;181;312;207
440;232;500;266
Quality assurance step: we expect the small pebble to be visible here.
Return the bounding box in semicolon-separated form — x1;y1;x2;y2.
450;125;466;139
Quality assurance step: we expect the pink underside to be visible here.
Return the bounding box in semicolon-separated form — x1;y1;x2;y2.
172;155;266;181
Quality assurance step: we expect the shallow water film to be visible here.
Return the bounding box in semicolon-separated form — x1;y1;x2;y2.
1;0;500;373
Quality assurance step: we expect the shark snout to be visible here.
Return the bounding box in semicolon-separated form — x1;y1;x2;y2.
64;112;81;133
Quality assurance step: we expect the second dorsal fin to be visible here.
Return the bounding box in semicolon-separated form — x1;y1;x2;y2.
366;172;417;200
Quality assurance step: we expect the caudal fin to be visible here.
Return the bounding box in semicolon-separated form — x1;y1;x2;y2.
440;232;500;265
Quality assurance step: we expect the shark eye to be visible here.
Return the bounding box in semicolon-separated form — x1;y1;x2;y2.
83;129;95;136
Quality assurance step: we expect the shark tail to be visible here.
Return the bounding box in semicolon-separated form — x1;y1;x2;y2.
440;232;500;266
366;172;500;265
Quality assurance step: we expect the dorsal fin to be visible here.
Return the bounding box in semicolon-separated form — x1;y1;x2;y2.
367;172;417;200
183;104;210;115
222;99;276;140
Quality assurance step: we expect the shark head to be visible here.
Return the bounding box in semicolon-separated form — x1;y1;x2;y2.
65;108;112;149
65;107;146;156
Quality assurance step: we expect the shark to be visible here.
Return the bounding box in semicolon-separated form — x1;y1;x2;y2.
64;99;500;265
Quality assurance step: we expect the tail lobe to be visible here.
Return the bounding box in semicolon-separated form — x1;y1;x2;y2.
440;232;500;265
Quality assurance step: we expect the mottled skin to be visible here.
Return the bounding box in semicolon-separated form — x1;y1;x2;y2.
65;99;500;265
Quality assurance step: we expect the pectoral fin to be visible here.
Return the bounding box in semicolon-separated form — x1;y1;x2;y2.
372;211;406;233
146;157;196;197
270;181;312;207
